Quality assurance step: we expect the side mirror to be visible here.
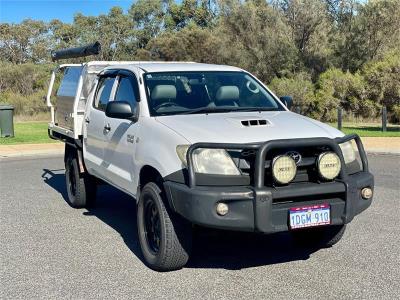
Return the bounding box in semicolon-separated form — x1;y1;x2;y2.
280;96;293;110
105;101;136;120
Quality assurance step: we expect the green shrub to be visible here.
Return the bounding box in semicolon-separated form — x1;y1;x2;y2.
314;68;382;121
0;62;53;94
361;51;400;123
0;90;48;115
392;105;400;123
269;73;319;117
0;62;54;116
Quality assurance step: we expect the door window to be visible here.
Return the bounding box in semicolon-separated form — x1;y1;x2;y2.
114;76;139;110
94;77;115;111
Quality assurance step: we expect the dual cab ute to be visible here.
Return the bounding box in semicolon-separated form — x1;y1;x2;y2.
47;43;374;271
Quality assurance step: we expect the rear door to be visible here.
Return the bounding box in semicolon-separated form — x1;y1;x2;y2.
84;73;117;176
102;69;141;193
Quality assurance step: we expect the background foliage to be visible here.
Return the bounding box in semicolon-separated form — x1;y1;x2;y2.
0;0;399;122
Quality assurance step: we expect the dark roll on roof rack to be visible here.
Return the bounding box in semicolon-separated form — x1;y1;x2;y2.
51;41;101;61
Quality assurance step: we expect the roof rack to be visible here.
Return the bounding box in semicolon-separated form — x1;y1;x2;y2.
51;41;101;61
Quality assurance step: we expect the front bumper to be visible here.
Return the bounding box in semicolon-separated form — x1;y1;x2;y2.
164;171;373;233
164;134;374;233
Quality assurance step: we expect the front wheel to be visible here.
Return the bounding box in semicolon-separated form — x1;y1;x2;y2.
291;224;346;248
137;182;192;271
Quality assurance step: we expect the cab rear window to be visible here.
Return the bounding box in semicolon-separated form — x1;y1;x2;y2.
57;66;83;97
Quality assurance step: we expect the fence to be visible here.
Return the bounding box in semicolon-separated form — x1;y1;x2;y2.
291;104;394;132
336;107;388;132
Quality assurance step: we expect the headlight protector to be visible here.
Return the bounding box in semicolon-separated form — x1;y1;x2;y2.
176;145;190;166
339;141;356;164
176;145;241;175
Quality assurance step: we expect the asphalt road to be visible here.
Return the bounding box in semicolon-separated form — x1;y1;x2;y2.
1;154;399;299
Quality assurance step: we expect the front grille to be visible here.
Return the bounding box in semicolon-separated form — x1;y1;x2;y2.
230;145;337;187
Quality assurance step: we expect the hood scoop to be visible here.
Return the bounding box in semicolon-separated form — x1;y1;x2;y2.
225;115;272;127
241;119;269;127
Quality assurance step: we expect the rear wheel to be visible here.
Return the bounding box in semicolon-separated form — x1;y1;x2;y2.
291;224;346;248
65;154;96;208
137;182;192;271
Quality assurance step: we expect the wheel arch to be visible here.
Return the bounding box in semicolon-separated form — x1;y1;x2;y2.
64;142;86;174
139;165;164;190
138;164;176;210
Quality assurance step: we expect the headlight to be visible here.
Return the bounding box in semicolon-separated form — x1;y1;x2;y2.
318;152;341;180
176;145;241;175
339;141;356;164
272;155;297;184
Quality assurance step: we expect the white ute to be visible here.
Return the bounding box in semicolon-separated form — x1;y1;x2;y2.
47;43;374;271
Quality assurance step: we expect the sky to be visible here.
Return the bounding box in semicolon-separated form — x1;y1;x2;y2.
0;0;134;24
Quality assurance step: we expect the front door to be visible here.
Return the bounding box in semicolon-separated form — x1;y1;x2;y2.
102;69;141;194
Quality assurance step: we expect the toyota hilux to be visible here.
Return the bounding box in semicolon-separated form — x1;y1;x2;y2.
47;43;374;271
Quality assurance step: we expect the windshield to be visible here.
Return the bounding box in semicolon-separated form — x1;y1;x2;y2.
144;71;284;116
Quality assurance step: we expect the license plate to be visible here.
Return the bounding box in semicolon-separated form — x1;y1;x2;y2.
289;204;330;229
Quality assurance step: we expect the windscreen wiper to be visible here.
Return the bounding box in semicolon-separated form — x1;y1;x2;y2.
180;107;236;115
180;106;278;115
228;107;278;112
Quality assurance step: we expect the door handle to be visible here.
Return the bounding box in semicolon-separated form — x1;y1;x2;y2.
104;123;111;132
85;117;90;124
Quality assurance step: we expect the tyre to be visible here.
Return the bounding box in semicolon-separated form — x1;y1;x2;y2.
291;224;346;248
65;154;97;208
137;182;192;271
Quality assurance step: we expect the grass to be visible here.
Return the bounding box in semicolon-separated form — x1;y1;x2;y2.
0;122;58;145
328;122;400;137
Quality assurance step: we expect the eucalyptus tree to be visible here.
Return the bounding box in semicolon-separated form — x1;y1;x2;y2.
275;0;334;77
129;0;170;49
216;0;298;82
0;20;50;64
74;7;133;60
166;0;217;30
330;0;400;71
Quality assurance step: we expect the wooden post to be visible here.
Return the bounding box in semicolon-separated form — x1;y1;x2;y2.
382;106;387;132
337;107;342;130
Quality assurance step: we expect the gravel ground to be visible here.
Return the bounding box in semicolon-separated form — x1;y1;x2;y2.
0;154;399;299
